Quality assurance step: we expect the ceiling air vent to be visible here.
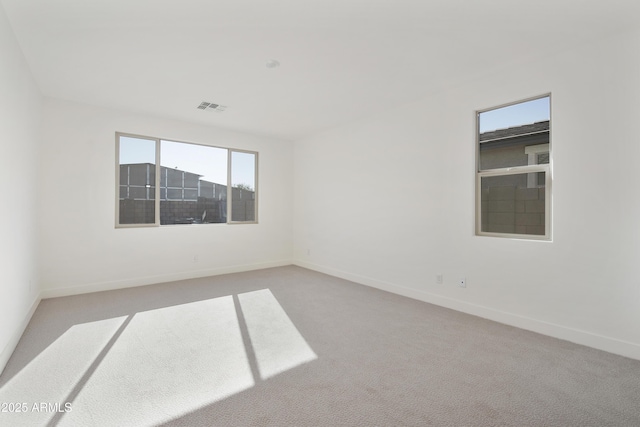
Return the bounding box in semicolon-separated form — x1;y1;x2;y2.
197;101;227;112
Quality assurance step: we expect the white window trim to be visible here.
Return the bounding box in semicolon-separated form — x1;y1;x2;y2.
475;94;552;240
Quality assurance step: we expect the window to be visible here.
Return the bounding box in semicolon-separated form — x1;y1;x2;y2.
476;95;551;239
116;133;257;227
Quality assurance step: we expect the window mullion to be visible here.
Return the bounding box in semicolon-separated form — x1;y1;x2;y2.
227;149;232;223
478;164;548;178
155;138;161;226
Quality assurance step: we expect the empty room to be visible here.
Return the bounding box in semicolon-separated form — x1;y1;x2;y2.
1;1;640;426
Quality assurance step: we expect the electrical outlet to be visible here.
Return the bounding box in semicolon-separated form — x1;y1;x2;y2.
458;278;466;288
436;274;443;284
193;255;199;263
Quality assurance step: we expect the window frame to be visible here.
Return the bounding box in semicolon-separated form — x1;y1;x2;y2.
475;94;552;240
115;132;258;228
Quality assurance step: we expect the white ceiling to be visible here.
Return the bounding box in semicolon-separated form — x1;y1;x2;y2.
2;0;639;141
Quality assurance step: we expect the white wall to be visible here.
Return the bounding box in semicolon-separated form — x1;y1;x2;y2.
0;7;42;373
293;28;640;360
39;98;293;296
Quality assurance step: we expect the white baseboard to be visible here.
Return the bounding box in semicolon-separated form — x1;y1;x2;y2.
0;293;42;376
294;260;640;361
41;260;292;299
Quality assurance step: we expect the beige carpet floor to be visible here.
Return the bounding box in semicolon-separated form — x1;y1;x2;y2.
1;266;639;426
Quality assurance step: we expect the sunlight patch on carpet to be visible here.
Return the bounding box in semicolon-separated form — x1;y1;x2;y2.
1;290;319;426
239;289;317;380
57;295;254;427
0;317;128;427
